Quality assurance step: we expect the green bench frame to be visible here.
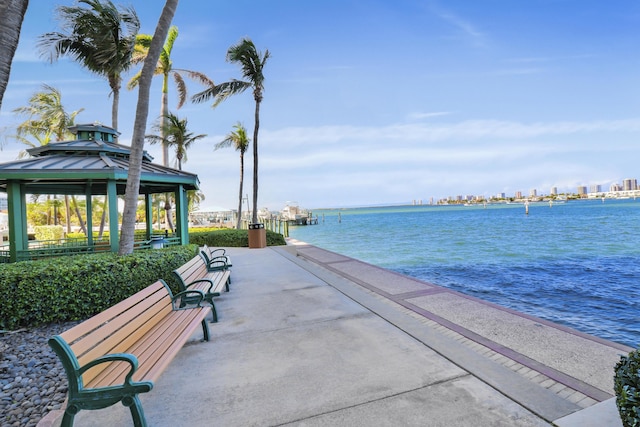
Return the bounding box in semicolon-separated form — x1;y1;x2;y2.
200;244;232;274
49;279;211;427
172;253;231;323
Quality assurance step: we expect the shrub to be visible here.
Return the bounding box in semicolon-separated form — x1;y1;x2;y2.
34;225;64;241
0;245;198;330
189;228;286;247
614;347;640;427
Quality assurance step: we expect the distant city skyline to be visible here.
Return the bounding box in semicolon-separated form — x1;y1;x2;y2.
438;177;640;204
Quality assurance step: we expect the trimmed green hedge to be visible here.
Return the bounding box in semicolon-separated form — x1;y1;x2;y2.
0;229;287;331
0;245;198;330
615;347;640;427
189;228;286;247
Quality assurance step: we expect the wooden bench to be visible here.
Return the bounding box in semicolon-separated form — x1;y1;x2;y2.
201;244;232;265
200;245;232;276
49;280;211;427
172;254;231;323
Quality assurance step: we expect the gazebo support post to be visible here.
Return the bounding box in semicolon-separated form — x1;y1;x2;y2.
145;193;153;240
85;186;93;246
107;180;119;252
174;185;189;245
7;181;27;263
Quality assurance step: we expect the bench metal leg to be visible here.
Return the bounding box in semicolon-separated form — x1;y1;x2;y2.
201;319;210;341
60;411;76;427
122;394;148;427
205;296;218;323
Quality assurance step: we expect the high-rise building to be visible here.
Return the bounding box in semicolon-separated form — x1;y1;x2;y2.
550;187;558;195
577;186;587;196
529;189;537;197
610;183;622;192
590;184;602;193
515;191;522;199
623;178;637;191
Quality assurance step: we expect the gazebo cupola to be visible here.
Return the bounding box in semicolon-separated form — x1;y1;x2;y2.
68;122;119;142
0;123;200;262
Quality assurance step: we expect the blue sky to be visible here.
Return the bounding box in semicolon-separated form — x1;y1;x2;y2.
1;0;640;210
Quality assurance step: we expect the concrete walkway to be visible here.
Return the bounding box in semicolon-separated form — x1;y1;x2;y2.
51;242;631;426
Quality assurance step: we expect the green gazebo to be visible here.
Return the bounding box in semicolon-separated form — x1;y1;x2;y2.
0;123;200;262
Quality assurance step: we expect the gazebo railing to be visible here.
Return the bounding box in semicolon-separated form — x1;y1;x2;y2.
0;234;180;263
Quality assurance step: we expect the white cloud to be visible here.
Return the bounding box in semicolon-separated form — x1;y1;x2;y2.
407;111;452;120
181;116;640;209
429;3;487;47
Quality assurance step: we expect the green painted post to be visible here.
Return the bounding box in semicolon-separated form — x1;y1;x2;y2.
85;186;93;246
174;185;189;245
107;180;119;252
145;194;153;240
6;181;27;262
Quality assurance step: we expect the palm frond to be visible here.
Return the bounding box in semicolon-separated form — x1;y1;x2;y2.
172;72;187;109
165;26;178;54
127;70;142;90
212;80;251;107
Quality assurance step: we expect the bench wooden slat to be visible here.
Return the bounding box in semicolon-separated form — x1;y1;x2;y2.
88;307;206;387
134;309;209;382
73;292;172;383
84;303;173;387
61;281;167;343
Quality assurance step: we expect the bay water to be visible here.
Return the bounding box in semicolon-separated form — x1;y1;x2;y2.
288;199;640;348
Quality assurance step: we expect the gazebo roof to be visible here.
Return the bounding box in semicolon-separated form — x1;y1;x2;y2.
0;123;199;195
27;138;154;162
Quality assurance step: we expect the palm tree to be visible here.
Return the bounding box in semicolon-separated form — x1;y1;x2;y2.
37;0;139;131
119;0;178;255
128;25;212;232
128;25;213;166
146;111;206;231
216;123;250;229
0;0;29;111
12;84;84;233
13;84;84;155
187;190;205;214
146;112;207;171
192;37;270;224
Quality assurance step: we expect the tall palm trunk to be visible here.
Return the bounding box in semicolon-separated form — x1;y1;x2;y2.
237;151;245;229
109;74;121;132
251;97;261;223
98;199;107;238
160;72;174;231
0;0;29;111
161;75;170;165
64;195;71;234
71;196;87;235
119;0;178;255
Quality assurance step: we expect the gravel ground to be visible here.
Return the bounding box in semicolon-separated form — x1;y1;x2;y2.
0;321;79;427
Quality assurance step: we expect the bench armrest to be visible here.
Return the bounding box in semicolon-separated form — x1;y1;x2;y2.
203;256;229;271
186;278;215;293
79;353;141;387
172;289;206;309
210;248;227;257
202;245;226;257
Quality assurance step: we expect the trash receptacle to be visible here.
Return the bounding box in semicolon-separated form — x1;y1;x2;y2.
150;236;168;249
248;223;266;248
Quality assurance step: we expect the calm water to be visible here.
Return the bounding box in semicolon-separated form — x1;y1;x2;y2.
289;199;640;348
